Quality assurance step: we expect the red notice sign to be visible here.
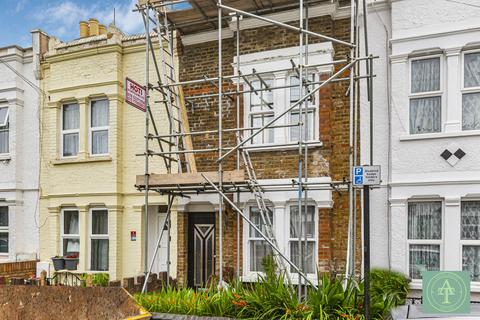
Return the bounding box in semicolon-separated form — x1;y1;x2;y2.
125;77;146;112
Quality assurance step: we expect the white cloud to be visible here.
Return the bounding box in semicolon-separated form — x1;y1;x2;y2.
15;0;28;13
34;0;144;40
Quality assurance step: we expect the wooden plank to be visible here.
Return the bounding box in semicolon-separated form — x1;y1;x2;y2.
177;86;197;173
136;170;245;187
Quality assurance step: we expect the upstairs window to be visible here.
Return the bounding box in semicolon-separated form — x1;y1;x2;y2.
0;107;9;154
62;104;80;157
249;79;274;145
409;57;442;134
90;99;109;155
289;75;316;142
462;52;480;131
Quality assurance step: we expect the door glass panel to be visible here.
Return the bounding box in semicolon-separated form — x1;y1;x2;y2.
194;231;203;286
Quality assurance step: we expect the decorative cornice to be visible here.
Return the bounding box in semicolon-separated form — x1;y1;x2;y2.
48;81;123;94
444;197;461;206
44;44;123;63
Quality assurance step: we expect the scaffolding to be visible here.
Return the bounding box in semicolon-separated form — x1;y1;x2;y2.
135;0;373;299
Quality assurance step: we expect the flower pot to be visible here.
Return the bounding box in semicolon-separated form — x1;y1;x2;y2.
51;257;65;271
64;258;78;270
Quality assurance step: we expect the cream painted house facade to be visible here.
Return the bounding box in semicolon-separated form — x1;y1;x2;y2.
39;23;176;280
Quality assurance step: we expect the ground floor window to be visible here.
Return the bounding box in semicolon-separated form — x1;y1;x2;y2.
62;209;80;256
407;201;442;279
245;203;318;276
461;201;480;281
90;209;109;271
0;207;8;253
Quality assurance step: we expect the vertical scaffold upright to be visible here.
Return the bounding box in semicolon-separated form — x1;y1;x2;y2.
135;0;373;298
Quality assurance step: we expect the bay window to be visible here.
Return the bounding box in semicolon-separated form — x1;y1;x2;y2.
462;52;480;130
0;107;8;154
409;57;442;134
90;209;109;271
62;103;80;157
62;209;80;256
461;201;480;281
0;207;8;254
90;99;109;155
407;201;442;279
289;205;316;274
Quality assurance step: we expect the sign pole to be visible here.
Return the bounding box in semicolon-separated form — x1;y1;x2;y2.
363;184;370;319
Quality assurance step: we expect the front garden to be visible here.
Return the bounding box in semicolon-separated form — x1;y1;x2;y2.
135;260;409;319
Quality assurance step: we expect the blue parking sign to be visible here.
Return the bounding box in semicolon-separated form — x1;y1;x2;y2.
354;167;363;175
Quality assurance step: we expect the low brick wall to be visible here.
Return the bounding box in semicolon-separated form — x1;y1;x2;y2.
121;272;177;294
0;260;37;280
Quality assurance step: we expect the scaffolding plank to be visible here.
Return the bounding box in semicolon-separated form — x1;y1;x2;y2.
136;170;245;187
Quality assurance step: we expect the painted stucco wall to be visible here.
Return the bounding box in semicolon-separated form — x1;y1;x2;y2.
39;30;175;281
364;0;480;291
0;31;42;263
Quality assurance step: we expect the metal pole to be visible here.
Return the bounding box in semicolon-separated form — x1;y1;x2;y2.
143;5;151;292
166;195;172;287
218;59;359;162
297;0;305;297
369;55;374;165
201;174;317;289
217;0;224;286
218;4;355;48
141;196;174;293
363;185;371;319
235;12;241;280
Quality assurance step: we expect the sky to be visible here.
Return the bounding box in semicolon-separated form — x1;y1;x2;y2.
0;0;147;48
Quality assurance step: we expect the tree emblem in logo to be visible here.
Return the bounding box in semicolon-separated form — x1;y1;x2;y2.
423;271;470;314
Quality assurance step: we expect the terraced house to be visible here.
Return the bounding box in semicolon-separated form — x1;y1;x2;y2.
135;0;360;288
0;31;46;265
38;20;173;281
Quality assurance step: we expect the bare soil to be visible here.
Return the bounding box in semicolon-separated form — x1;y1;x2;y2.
0;286;144;320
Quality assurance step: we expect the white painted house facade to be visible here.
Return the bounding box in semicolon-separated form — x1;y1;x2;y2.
0;31;45;262
364;0;480;292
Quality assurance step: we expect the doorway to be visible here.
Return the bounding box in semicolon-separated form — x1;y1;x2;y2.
187;213;215;288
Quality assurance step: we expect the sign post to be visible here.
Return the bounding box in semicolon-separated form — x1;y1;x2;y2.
125;77;147;112
353;165;381;320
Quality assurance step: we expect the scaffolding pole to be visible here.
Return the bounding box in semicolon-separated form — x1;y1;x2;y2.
136;0;374;299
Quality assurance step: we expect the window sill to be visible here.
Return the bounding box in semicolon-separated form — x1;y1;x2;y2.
0;154;11;161
244;141;323;152
400;130;480;141
52;156;112;165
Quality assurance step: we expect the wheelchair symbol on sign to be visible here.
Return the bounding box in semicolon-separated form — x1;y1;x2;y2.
354;176;363;185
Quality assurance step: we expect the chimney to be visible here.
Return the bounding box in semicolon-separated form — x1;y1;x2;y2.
99;24;107;35
79;21;89;38
88;18;99;36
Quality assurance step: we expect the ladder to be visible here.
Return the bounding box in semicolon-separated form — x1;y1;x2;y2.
154;6;196;173
238;134;291;281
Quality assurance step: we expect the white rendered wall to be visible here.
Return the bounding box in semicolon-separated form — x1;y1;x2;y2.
0;32;41;262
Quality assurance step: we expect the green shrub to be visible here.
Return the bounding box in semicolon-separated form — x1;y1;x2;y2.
135;266;409;320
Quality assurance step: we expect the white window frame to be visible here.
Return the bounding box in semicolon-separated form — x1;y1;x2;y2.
459;199;480;281
461;49;480;131
0;206;9;256
60;208;80;257
408;54;444;134
0;106;9;154
89;99;110;156
61;103;80;158
245;206;274;273
287;73;319;143
406;199;444;281
247;78;275;146
287;203;318;276
89;208;109;271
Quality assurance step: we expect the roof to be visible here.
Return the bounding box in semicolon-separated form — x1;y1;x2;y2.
144;0;339;35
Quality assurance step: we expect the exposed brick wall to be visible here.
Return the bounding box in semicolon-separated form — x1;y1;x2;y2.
176;15;360;282
0;260;38;279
